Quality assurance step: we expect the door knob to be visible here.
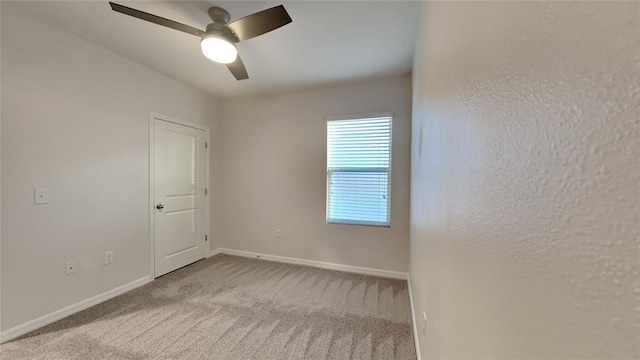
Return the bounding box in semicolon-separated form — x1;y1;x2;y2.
156;204;165;210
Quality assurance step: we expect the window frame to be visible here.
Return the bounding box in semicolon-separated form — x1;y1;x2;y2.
325;112;393;227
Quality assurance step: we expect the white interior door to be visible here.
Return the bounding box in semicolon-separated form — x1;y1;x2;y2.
153;118;207;277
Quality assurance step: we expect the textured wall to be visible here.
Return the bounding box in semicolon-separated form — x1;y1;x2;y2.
410;1;639;359
1;5;220;331
218;76;412;272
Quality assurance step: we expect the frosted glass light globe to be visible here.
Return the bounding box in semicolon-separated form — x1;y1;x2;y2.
201;36;237;64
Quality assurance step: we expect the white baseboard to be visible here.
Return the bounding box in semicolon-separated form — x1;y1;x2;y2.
209;247;408;280
0;276;151;344
407;275;422;360
206;247;223;258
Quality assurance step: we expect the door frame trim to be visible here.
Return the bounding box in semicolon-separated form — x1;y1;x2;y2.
149;112;210;278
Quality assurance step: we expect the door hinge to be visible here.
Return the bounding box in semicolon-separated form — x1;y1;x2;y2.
205;142;208;149
205;235;208;242
205;188;208;195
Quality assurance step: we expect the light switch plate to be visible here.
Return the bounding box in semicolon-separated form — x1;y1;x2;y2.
66;261;77;275
34;189;49;204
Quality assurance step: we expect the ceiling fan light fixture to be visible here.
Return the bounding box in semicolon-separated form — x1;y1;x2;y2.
201;34;237;64
110;2;292;80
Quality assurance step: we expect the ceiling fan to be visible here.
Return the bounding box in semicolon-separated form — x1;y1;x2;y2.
109;2;292;81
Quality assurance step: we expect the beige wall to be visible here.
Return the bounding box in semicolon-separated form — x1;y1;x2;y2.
0;1;3;332
1;6;220;331
410;1;639;359
218;76;412;272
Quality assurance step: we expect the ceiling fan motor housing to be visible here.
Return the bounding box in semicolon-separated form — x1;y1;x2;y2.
204;23;239;43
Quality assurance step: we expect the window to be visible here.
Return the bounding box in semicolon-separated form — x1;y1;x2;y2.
326;114;392;226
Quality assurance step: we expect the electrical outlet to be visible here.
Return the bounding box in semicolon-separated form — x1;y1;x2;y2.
104;251;114;265
275;229;282;238
66;261;77;275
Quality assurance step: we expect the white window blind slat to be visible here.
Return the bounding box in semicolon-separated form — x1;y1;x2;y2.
326;115;392;226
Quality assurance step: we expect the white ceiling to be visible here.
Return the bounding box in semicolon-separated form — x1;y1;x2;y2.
8;1;420;99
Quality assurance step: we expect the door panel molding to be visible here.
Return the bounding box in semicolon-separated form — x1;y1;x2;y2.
149;112;210;278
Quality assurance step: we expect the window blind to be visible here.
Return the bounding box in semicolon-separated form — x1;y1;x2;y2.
326;115;392;226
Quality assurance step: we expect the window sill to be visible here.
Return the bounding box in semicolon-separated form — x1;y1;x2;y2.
326;220;390;228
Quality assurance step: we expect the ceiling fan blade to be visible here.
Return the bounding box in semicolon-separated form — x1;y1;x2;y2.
226;5;292;42
226;55;249;80
109;2;205;37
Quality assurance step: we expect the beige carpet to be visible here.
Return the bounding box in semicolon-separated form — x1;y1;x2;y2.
0;254;416;359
